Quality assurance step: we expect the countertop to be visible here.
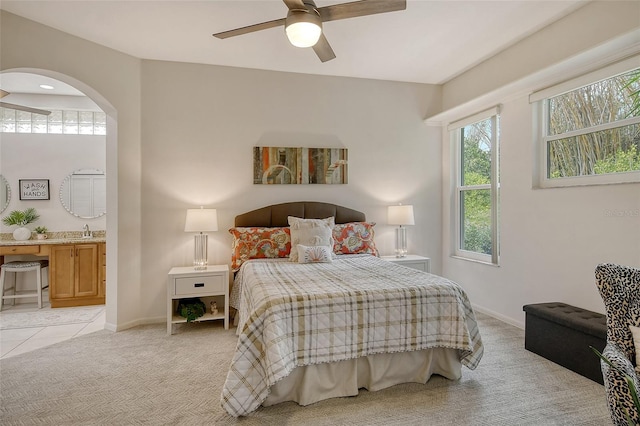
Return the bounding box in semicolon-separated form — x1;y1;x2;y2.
0;237;106;246
0;230;106;246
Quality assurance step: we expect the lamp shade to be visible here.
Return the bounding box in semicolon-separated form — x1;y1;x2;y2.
388;205;415;226
184;208;218;232
285;10;322;48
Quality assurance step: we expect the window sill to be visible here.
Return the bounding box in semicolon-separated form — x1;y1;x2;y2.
535;172;640;189
450;255;500;267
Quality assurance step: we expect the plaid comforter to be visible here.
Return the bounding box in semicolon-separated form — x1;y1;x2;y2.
221;255;484;417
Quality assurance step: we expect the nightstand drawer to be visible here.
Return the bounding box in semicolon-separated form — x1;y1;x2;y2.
398;261;427;271
175;275;224;295
380;255;431;273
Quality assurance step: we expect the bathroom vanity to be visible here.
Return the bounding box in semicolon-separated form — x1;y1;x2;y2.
0;234;106;308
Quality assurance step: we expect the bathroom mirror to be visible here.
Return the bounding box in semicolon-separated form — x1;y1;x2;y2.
60;169;106;219
0;175;10;214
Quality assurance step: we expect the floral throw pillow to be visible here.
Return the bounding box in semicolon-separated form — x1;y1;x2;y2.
297;245;333;264
332;222;379;256
288;216;335;262
229;227;291;271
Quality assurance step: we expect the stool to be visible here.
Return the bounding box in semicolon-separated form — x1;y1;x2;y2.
0;260;49;311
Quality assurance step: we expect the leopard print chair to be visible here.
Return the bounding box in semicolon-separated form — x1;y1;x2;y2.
595;263;640;425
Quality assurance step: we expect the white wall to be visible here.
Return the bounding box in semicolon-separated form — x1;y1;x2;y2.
0;133;106;233
139;60;442;321
438;1;640;327
442;1;640;111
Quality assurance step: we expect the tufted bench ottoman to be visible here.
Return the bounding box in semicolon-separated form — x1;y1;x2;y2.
523;302;606;384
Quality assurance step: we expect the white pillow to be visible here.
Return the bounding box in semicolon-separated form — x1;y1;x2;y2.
297;245;333;264
288;216;335;262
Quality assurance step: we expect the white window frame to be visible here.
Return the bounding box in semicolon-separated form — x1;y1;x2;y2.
450;107;500;265
531;56;640;188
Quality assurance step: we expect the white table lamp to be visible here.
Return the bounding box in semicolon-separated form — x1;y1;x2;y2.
388;204;414;258
185;207;218;269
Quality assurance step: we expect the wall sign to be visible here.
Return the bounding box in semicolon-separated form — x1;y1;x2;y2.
19;179;50;200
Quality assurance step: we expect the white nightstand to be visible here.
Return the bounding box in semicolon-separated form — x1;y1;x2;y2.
167;265;229;335
381;255;431;273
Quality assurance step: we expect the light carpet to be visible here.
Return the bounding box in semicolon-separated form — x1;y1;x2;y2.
0;313;611;425
0;306;105;330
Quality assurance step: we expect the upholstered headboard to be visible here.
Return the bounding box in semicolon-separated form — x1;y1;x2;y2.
234;201;366;227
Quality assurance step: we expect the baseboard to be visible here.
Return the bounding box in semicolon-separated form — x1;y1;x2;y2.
105;316;165;332
139;316;165;326
103;321;117;332
472;303;525;330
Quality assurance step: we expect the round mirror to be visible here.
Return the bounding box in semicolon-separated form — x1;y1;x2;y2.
0;175;10;214
59;169;106;219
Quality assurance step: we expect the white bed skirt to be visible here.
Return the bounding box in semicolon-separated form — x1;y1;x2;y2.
263;347;462;407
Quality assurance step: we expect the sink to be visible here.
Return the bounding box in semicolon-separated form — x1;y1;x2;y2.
64;236;96;242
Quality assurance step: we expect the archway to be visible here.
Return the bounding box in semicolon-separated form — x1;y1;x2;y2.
0;68;118;328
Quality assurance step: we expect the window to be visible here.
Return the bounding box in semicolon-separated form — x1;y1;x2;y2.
532;58;640;187
450;108;500;264
0;107;106;135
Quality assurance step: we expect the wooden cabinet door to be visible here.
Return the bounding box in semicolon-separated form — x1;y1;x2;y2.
98;243;106;297
50;245;75;299
75;244;99;297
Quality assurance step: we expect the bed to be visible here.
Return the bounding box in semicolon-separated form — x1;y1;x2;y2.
221;202;484;417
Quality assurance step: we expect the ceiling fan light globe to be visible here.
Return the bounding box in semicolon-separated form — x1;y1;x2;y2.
285;10;322;48
286;22;321;47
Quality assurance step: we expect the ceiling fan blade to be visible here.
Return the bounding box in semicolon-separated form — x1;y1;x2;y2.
283;0;306;10
213;18;286;39
318;0;406;22
0;102;51;116
313;33;336;63
0;89;9;99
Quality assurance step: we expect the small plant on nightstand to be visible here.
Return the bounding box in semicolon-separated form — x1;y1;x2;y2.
177;298;206;322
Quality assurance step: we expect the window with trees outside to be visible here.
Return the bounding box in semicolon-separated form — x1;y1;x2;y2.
533;59;640;187
450;108;499;265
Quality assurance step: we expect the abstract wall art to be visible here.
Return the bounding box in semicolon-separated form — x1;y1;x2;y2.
253;147;348;185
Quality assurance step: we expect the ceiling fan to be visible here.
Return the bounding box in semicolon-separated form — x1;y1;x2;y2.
213;0;407;63
0;89;51;116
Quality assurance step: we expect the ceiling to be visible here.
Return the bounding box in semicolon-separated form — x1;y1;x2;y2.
0;73;84;96
0;0;587;94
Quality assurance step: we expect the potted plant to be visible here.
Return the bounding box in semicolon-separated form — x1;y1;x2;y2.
34;226;48;240
2;208;40;241
177;298;206;322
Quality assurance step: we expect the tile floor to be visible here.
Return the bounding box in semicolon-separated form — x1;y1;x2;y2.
0;290;105;359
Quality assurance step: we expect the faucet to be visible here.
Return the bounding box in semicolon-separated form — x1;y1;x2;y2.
82;224;92;238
